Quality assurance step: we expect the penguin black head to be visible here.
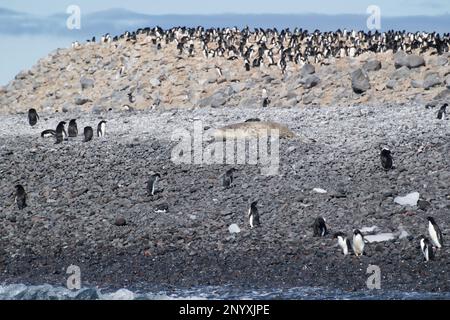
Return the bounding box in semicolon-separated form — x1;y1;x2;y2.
69;119;77;125
15;185;25;193
427;216;436;224
333;232;346;239
250;201;258;208
354;229;363;236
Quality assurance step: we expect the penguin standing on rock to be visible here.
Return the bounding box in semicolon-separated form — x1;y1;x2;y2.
419;235;434;262
28;109;39;127
248;201;260;229
97;121;106;138
147;173;161;196
15;185;27;210
380;148;393;170
352;230;365;257
313;217;328;237
427;217;444;249
83;127;93;142
334;232;352;256
55;121;67;144
68;119;78;138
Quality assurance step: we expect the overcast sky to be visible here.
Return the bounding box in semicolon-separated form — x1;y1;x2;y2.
1;0;449;16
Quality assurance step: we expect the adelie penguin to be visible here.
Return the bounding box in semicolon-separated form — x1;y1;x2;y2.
28;109;39;127
83;126;94;142
97;120;106;138
352;230;365;257
380;148;393;170
68;119;78;138
437;103;447;120
313;217;328;237
248;201;260;229
55;121;67;144
427;217;444;249
15;185;27;210
334;232;352;256
222;168;236;188
41;129;56;138
147;173;161;196
419;235;434;262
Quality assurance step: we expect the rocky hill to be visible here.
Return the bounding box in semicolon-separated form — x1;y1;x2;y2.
1;35;450;114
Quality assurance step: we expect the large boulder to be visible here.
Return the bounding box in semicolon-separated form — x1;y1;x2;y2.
363;60;382;72
395;52;425;69
445;75;450;89
303;75;320;89
300;64;316;76
351;68;371;94
391;66;411;80
213;121;297;140
80;77;95;90
423;72;442;90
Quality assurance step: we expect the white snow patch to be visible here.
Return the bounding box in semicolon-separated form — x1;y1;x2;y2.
365;233;396;243
102;289;135;300
313;188;327;194
360;226;380;234
228;224;241;234
394;192;420;206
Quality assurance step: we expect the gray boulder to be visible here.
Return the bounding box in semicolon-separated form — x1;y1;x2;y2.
363;60;382;72
80;77;95;90
301;64;316;76
74;96;91;105
303;75;320;89
351;69;371;93
423;73;442;90
386;80;397;90
395;52;426;69
445;76;450;89
391;66;410;80
15;70;29;80
410;80;423;89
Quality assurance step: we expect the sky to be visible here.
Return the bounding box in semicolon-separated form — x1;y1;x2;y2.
1;0;449;16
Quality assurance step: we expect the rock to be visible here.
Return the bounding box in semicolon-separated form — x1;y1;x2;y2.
394;192;420;206
365;233;396;243
74;96;91;105
410;80;423;89
80;77;95;90
351;68;371;93
303;75;320;89
423;72;442;90
301;64;316;76
363;60;382;72
114;216;127;226
446;76;450;89
150;78;161;87
395;52;425;69
228;224;241;234
302;93;315;105
434;88;450;100
391;66;410;80
406;55;426;68
386;80;397;90
15;70;29;80
434;56;448;66
210;93;227;108
417;200;431;211
360;226;380;235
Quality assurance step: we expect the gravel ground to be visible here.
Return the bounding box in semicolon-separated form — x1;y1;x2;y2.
0;103;449;293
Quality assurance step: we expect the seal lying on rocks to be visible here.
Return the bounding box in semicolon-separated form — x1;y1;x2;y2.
212;121;296;140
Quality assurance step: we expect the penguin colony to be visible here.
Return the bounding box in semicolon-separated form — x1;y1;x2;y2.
10;26;450;278
73;27;450;78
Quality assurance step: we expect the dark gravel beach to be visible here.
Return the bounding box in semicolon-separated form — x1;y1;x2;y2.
1;104;449;294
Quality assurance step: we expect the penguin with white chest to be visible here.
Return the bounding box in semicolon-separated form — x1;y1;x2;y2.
334;232;351;256
427;217;443;249
352;230;365;257
97;120;107;138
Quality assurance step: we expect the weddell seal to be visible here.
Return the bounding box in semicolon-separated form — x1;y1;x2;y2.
212;121;296;141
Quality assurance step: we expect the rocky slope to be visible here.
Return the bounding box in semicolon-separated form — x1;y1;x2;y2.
0;104;449;293
1;36;450;114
